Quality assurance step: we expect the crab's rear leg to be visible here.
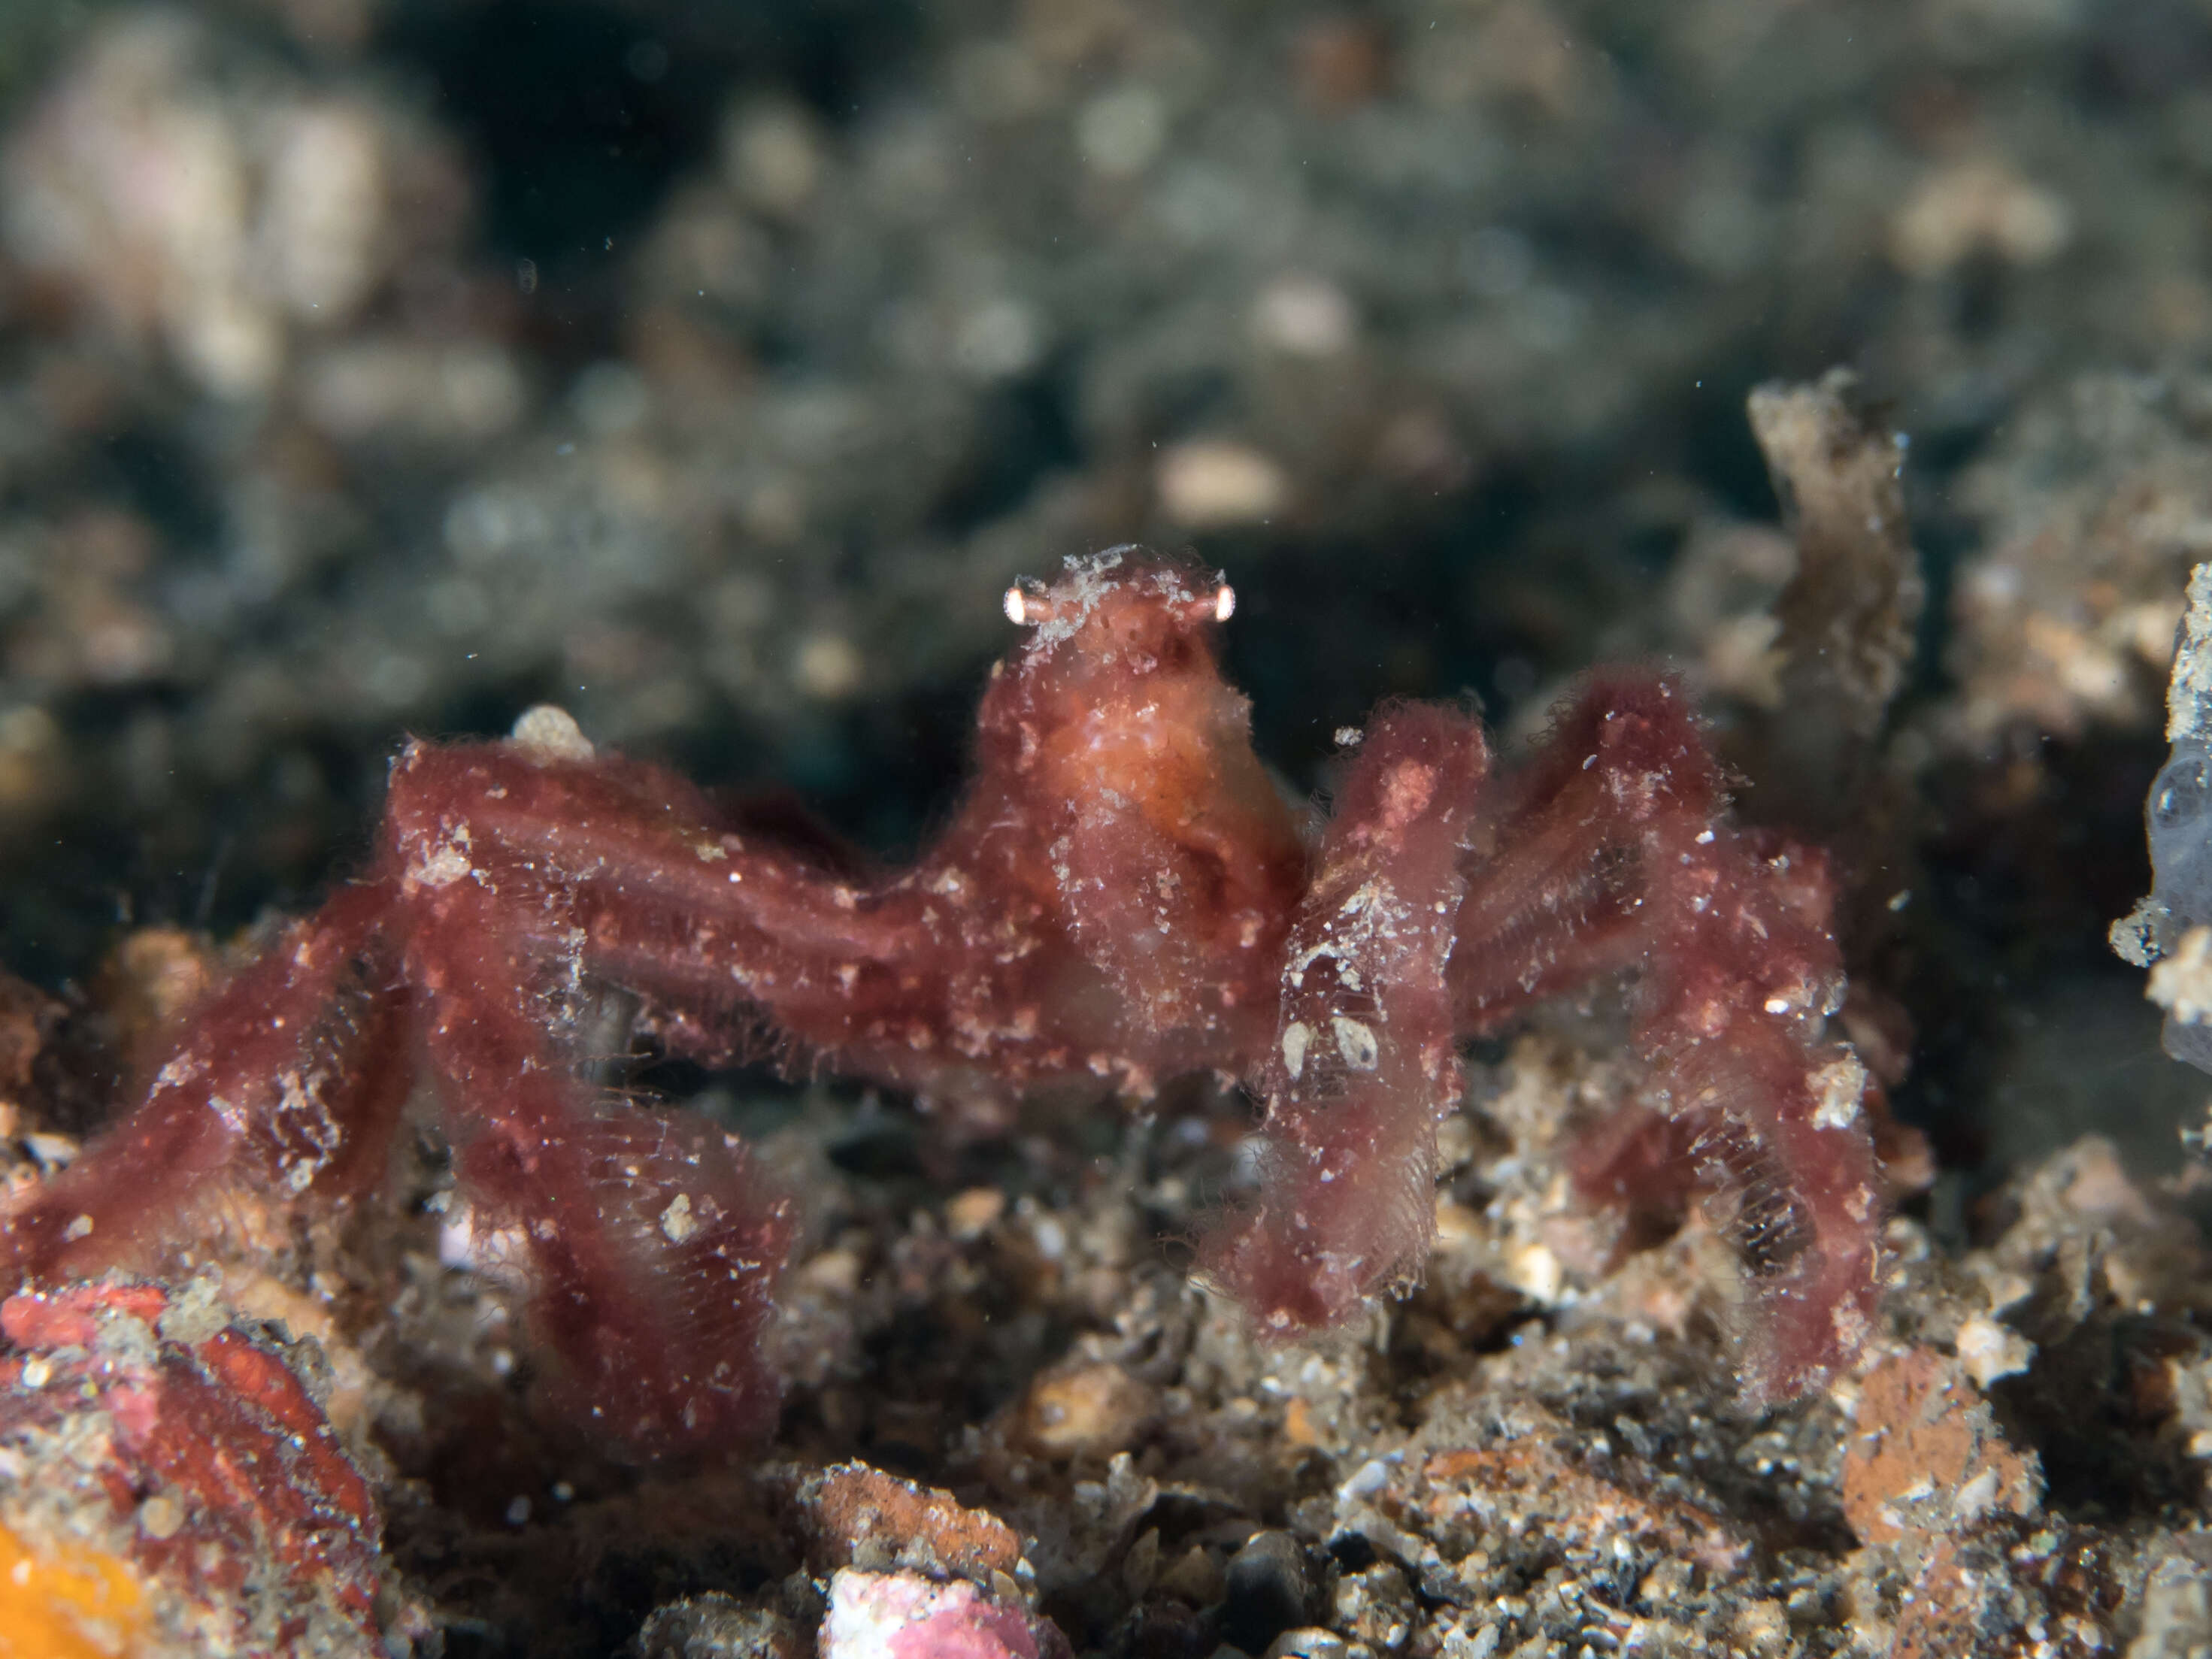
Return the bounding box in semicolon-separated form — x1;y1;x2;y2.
0;882;409;1285
1450;672;1883;1403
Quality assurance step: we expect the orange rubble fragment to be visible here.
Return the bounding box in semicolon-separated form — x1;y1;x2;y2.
0;1518;148;1659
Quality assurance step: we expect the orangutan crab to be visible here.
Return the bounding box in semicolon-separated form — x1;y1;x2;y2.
0;548;1885;1456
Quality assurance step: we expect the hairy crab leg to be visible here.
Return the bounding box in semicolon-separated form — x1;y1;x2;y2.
385;776;794;1455
384;737;1088;1094
1450;672;1882;1401
1202;702;1489;1330
0;882;405;1284
388;740;930;964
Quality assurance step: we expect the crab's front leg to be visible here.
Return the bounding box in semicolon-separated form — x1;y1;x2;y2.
1202;702;1489;1330
1450;672;1883;1403
0;882;410;1288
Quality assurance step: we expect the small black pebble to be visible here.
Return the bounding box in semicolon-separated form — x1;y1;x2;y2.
1222;1530;1308;1654
1326;1532;1378;1571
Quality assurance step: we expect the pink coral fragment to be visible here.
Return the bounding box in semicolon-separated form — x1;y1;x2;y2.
820;1570;1069;1659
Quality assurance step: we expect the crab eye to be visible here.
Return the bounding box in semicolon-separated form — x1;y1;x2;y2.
1171;582;1235;627
1003;582;1055;627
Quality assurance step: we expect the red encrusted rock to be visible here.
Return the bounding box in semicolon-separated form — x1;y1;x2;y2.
793;1462;1024;1582
1840;1346;2041;1547
0;1276;386;1653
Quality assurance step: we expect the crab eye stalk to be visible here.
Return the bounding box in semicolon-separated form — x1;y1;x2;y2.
1195;582;1236;625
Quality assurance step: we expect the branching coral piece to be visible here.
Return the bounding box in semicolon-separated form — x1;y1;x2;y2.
0;547;1885;1449
1749;369;1922;759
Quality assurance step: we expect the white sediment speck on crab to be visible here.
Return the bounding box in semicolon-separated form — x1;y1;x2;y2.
409;837;475;889
1809;1054;1866;1131
660;1193;698;1243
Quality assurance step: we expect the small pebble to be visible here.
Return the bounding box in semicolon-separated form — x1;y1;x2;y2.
944;1187;1005;1240
1019;1362;1156;1458
137;1494;184;1540
1156;440;1289;528
1225;1530;1309;1654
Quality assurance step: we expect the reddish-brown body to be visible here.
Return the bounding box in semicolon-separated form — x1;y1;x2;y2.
0;549;1885;1455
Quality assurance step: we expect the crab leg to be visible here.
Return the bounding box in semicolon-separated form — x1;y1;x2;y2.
1449;673;1882;1401
1203;703;1489;1329
385;774;793;1455
0;882;405;1284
